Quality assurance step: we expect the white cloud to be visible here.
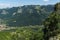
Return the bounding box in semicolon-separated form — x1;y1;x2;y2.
43;0;49;2
0;3;11;8
0;3;19;8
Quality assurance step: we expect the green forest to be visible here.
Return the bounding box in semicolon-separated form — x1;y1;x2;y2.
0;3;60;40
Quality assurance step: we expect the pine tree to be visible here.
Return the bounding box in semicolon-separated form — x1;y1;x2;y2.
43;3;60;40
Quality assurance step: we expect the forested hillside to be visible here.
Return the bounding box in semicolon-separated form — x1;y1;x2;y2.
0;5;54;26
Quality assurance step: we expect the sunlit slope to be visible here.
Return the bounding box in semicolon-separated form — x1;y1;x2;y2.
0;32;11;40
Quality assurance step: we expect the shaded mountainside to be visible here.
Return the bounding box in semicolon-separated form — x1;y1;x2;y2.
0;5;54;26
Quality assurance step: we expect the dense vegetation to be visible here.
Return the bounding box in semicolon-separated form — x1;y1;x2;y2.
0;26;43;40
43;3;60;40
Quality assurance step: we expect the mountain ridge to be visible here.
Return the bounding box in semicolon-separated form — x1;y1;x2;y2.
0;5;54;26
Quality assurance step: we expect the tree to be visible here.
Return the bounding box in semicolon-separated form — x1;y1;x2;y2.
43;3;60;40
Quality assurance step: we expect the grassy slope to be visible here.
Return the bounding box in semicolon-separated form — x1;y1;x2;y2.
0;31;11;40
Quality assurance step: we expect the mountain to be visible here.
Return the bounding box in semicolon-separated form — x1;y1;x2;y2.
0;5;54;26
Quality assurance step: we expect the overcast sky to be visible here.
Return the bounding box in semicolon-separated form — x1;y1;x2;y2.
0;0;60;8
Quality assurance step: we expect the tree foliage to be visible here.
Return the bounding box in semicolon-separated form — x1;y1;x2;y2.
43;3;60;40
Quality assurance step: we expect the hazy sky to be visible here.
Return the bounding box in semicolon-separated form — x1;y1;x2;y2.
0;0;60;8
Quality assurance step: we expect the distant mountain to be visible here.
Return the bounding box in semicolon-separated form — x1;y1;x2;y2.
0;5;54;26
